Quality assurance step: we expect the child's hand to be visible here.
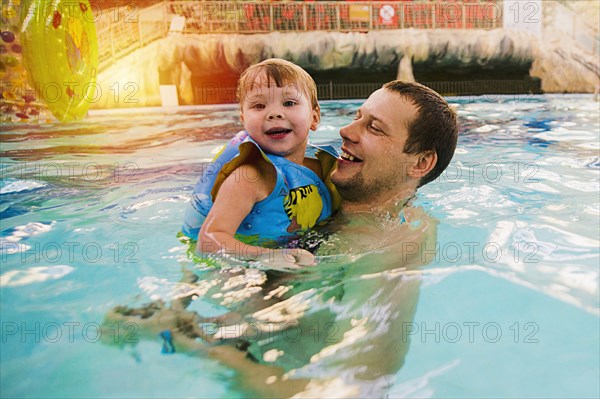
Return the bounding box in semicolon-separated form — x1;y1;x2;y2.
255;248;316;272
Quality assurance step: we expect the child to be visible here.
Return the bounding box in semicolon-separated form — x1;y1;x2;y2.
181;59;340;269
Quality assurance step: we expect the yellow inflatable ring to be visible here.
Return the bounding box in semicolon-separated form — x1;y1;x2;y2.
21;0;98;122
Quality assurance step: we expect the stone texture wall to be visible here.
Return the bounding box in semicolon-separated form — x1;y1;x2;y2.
92;23;599;108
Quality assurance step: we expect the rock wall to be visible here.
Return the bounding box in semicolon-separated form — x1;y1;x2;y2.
92;27;598;108
165;28;535;77
531;31;599;93
531;1;599;93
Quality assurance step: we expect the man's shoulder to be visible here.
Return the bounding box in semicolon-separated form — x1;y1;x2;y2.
303;157;323;179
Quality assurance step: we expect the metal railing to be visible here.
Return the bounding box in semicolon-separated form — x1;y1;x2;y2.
95;2;168;71
166;0;503;33
317;82;386;100
316;79;543;99
423;78;542;97
192;79;542;104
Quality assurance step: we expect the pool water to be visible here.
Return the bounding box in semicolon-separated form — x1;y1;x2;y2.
1;94;598;398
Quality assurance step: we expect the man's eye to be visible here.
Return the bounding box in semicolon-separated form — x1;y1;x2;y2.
369;123;383;134
353;112;360;120
283;100;296;107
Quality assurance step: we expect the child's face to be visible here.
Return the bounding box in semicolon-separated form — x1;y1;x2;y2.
240;77;319;162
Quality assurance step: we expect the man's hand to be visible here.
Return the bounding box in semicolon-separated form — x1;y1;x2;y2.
253;248;317;272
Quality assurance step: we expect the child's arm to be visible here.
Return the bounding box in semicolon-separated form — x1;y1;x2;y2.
197;163;315;270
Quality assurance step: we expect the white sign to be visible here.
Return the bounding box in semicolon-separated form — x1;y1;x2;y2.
379;5;395;22
169;16;186;33
503;0;542;35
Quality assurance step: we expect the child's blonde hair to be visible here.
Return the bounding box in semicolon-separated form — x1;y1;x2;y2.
237;58;319;111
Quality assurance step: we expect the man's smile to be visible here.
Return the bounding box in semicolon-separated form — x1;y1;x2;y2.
339;148;363;163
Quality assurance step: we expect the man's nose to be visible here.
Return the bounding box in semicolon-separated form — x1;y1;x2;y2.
340;121;359;143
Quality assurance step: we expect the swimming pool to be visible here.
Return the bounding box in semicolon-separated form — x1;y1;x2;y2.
1;94;598;398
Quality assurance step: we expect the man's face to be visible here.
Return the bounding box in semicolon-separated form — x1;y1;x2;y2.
331;88;422;204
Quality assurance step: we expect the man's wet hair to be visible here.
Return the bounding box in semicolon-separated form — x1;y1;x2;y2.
382;80;458;187
237;58;319;112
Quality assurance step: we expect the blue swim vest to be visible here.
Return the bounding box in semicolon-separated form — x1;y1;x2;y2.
181;131;340;247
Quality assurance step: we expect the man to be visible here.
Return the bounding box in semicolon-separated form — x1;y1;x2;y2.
313;80;457;262
106;81;458;397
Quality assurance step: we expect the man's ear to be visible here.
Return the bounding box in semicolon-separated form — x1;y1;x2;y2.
409;150;437;179
310;106;320;131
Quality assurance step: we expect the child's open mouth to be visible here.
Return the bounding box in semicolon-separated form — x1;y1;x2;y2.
265;128;292;138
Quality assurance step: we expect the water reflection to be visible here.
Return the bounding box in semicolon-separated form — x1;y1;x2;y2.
106;205;437;397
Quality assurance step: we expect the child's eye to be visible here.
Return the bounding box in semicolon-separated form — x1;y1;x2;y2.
252;103;265;109
283;100;296;107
